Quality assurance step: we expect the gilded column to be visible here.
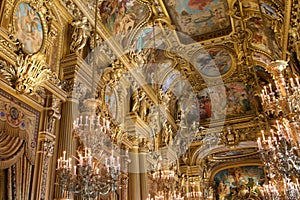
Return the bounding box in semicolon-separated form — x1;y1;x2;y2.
53;79;87;199
31;97;61;200
139;141;149;200
54;97;78;200
128;140;141;200
120;147;130;200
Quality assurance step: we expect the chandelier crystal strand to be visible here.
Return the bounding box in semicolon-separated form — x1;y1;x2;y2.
258;60;300;199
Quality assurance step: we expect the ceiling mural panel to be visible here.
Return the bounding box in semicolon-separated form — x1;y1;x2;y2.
99;0;150;37
198;82;257;121
247;16;281;58
164;0;232;42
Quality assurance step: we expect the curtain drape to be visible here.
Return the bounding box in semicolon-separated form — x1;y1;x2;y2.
0;130;33;200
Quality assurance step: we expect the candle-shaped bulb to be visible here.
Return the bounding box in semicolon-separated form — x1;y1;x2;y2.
85;116;88;125
264;86;267;94
80;115;83;125
270;129;274;138
290;78;295;88
69;158;72;168
261;130;265;141
106;120;110;130
88;155;92;166
97;116;100;126
105;158;108;167
63;151;66;161
79;154;83;166
257;137;262;150
296;77;300;87
91;115;94;125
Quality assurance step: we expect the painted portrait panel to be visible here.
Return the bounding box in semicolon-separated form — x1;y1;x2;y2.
198;82;256;120
195;47;232;77
14;2;43;54
105;86;117;119
214;166;265;200
164;0;231;42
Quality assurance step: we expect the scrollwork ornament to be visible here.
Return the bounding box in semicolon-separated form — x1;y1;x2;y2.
29;0;46;13
46;98;61;133
220;126;240;146
40;138;55;156
61;80;87;100
40;138;54;200
0;53;56;95
89;32;102;50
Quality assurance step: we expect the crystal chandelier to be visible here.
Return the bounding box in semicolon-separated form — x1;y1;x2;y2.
56;148;115;199
260;60;300;120
257;128;300;199
147;163;184;200
185;177;202;199
146;191;184;200
258;60;300;199
73;98;112;158
56;97;123;199
56;147;122;199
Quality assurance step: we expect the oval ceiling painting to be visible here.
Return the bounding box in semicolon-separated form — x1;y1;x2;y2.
194;47;233;77
14;2;44;54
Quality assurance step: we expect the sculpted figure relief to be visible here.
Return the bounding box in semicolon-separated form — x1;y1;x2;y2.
130;82;140;113
139;91;147;121
70;17;91;53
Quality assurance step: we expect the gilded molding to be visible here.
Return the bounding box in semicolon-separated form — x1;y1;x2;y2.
3;1;15;19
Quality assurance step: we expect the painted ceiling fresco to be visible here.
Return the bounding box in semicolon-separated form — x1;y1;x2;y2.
164;0;232;43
